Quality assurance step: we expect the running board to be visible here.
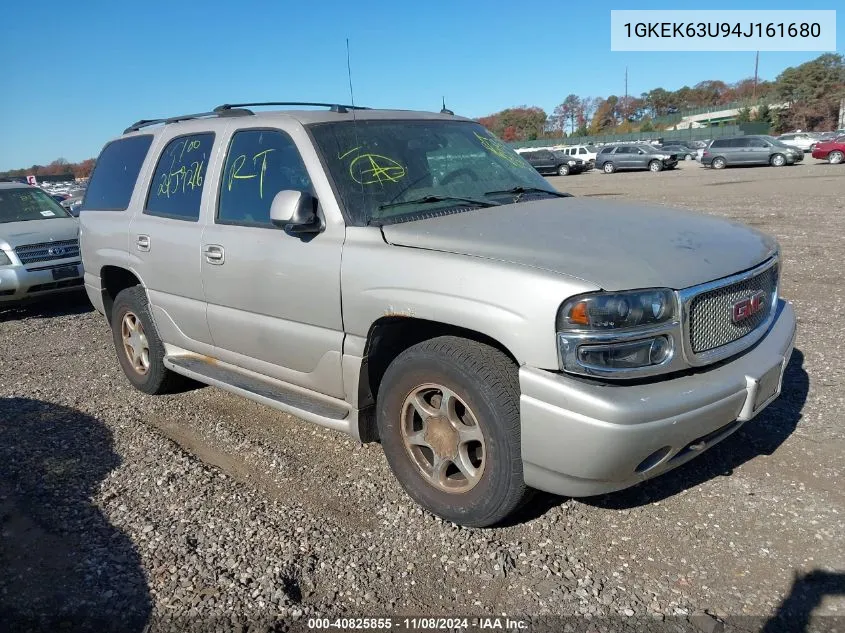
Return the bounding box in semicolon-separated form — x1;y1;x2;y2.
164;355;353;435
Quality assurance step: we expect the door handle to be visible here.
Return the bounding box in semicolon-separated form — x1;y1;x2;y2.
204;244;225;265
136;235;150;252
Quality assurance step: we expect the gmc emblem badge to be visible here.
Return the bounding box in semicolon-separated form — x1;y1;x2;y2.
732;291;766;323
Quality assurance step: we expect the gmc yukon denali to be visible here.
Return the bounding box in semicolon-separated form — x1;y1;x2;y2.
80;102;797;527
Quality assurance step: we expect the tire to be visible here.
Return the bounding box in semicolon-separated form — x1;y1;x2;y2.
829;150;844;165
770;153;786;167
648;160;663;173
111;286;188;395
711;157;727;170
557;164;570;176
685;153;693;161
602;161;616;174
376;336;527;527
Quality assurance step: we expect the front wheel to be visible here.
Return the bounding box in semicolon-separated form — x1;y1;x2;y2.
376;337;527;527
557;164;570;176
829;150;844;165
603;161;616;174
771;153;787;167
649;160;663;173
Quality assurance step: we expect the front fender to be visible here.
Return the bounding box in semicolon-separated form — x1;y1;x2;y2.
341;228;597;369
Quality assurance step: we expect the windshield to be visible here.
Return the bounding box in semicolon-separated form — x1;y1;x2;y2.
762;135;791;148
0;187;72;223
309;120;560;225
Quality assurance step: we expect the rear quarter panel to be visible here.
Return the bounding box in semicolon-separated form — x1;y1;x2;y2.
80;132;166;312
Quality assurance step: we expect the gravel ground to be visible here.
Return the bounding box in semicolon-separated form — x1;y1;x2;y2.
1;160;844;633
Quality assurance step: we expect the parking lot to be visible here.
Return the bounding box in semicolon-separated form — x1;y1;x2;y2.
2;162;844;631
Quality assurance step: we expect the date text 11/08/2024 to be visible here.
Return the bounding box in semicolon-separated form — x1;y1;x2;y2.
306;617;529;630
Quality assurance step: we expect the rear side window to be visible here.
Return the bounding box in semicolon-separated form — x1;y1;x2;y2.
145;133;214;221
84;135;153;210
710;139;729;148
217;129;312;227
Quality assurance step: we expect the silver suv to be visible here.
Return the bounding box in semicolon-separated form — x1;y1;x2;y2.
0;183;83;303
702;136;803;169
81;103;797;527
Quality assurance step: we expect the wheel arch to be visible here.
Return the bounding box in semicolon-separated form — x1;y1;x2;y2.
100;265;143;324
356;316;520;416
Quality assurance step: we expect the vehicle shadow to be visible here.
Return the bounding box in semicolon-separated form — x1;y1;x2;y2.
506;348;808;523
759;569;845;633
0;291;92;322
0;398;151;632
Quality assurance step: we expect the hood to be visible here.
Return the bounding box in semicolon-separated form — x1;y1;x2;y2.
0;217;79;250
380;198;777;291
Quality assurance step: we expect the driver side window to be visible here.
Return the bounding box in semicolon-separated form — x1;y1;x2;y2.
217;129;312;227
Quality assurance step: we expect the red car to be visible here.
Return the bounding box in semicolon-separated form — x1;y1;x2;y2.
811;135;845;164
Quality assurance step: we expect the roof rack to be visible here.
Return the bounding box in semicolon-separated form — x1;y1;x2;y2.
213;102;370;114
123;108;254;134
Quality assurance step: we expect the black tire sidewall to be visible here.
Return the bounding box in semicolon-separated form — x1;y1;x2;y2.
111;286;171;395
377;343;522;526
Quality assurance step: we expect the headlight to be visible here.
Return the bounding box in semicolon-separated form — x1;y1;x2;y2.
0;250;11;266
576;335;674;370
558;289;676;331
557;289;680;378
567;160;577;166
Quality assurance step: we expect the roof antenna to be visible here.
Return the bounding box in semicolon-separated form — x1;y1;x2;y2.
440;97;454;115
346;38;363;200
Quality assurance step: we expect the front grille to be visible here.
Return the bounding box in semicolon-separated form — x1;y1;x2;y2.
14;239;79;265
688;263;778;353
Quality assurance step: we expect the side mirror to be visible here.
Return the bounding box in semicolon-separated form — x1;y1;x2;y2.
269;190;322;234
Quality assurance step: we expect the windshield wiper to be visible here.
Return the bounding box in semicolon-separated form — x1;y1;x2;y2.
377;195;499;212
484;186;569;201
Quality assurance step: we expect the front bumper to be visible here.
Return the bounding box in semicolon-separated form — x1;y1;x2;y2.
0;260;84;302
520;299;796;497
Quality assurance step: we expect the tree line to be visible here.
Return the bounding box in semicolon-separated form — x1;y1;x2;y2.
477;53;844;141
2;53;843;173
0;157;96;180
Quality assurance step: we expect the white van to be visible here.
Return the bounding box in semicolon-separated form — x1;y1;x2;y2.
559;145;596;168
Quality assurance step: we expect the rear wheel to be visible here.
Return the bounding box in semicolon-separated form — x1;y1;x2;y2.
829;150;844;164
603;161;616;174
711;157;726;170
111;286;188;395
685;153;693;161
649;160;663;173
770;153;786;167
376;336;527;527
557;164;570;176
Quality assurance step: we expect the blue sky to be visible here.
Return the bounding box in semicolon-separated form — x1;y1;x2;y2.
0;0;841;170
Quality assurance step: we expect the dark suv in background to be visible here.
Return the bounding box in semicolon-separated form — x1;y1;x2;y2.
658;142;696;161
702;136;803;169
521;149;585;176
595;144;678;174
